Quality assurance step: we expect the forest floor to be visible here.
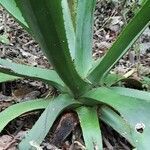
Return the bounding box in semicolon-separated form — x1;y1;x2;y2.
0;0;150;150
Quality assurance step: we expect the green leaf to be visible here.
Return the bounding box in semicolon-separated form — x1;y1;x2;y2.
111;87;150;101
62;0;75;59
102;73;124;86
67;0;77;30
0;0;29;32
0;99;50;133
15;0;90;97
88;0;150;84
0;34;10;44
75;0;96;77
99;106;135;146
76;106;103;150
141;76;150;90
142;76;150;84
19;94;81;150
0;72;20;83
82;87;150;149
139;0;147;5
0;58;65;92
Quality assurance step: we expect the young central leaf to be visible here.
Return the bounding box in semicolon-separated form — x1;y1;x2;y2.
75;0;96;77
15;0;90;97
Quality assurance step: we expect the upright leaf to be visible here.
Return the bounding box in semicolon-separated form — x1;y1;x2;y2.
76;106;103;150
88;0;150;84
14;0;90;97
75;0;96;76
62;0;75;59
19;94;81;150
67;0;77;30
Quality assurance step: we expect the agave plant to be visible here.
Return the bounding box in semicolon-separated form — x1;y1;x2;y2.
0;0;150;149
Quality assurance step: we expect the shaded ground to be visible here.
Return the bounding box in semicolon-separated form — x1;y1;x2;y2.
0;0;149;149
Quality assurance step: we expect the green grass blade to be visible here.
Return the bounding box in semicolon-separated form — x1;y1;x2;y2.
111;87;150;101
19;94;81;150
0;72;20;83
0;0;29;32
0;58;65;92
62;0;75;59
99;106;135;146
75;0;96;76
15;0;90;97
88;0;150;84
82;87;150;149
0;99;50;133
76;106;103;150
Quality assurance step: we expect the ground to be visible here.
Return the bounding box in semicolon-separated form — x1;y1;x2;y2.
0;0;149;149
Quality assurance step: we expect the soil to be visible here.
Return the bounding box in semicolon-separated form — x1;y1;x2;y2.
0;0;149;149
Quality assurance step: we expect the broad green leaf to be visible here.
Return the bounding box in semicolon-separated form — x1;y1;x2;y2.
75;0;96;77
111;87;150;101
0;58;66;92
99;106;135;146
15;0;90;97
76;106;103;150
82;87;150;149
19;94;81;150
62;0;75;59
0;72;20;83
0;99;50;133
88;0;150;84
0;0;29;32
